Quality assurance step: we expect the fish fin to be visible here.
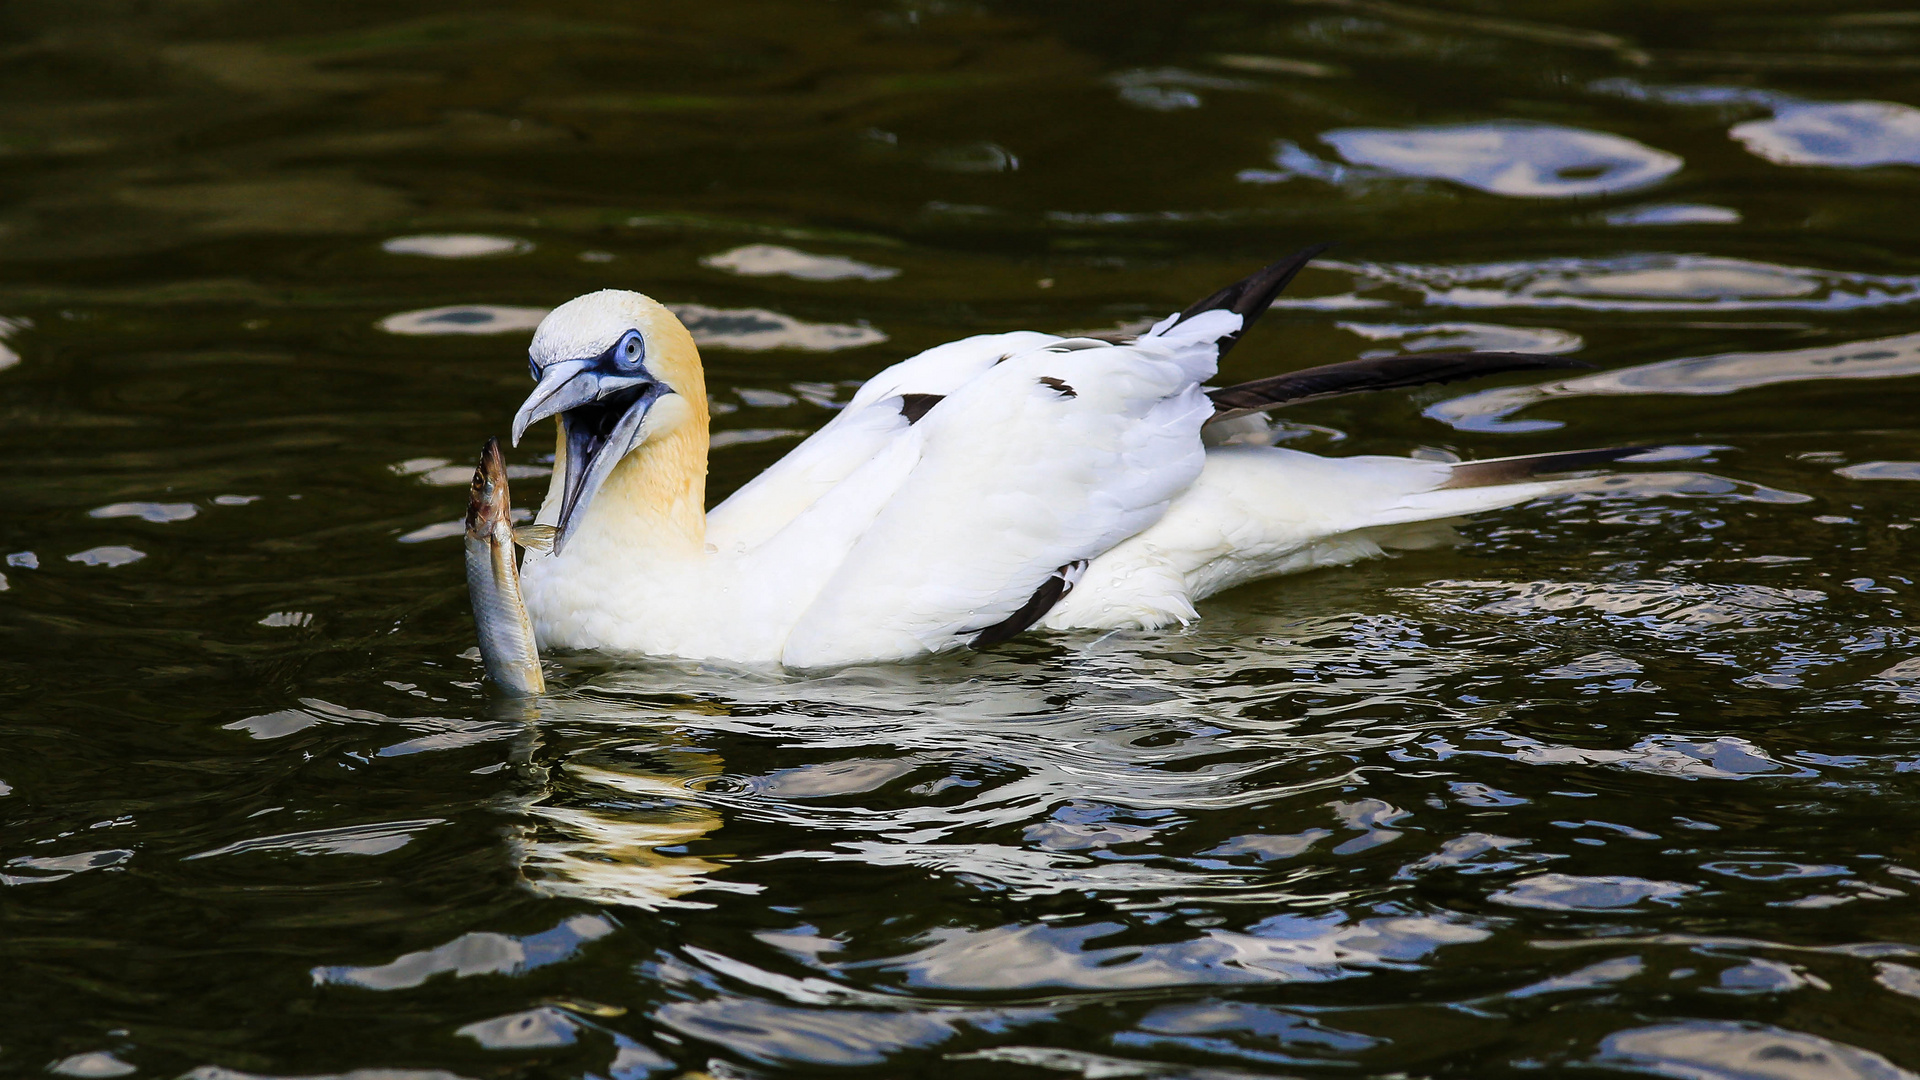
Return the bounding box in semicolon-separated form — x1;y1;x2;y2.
513;524;558;552
1206;351;1592;423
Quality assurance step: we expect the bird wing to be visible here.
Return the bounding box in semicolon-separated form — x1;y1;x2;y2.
705;331;1062;551
1046;443;1658;632
705;244;1426;549
774;312;1238;666
1205;351;1591;422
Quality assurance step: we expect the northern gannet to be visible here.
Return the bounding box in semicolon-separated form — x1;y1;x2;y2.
506;247;1627;668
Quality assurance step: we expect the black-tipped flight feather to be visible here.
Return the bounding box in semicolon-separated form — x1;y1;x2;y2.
1207;351;1593;423
1162;243;1333;360
1441;445;1659;489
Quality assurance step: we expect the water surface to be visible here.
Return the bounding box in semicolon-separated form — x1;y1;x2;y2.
5;2;1920;1077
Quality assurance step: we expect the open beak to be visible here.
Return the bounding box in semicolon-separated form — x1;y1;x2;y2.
513;360;666;552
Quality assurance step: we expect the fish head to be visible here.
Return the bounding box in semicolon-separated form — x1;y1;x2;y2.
512;290;707;550
464;435;511;541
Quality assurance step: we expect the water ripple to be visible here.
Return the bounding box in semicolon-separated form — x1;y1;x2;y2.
1321;122;1682;198
378;302;886;350
701;244;900;282
1328;255;1920;313
1594;1021;1917;1080
1430;328;1920;431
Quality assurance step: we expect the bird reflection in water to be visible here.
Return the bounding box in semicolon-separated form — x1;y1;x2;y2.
490;691;754;911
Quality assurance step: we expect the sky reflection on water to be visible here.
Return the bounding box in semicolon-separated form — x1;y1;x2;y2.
4;1;1920;1078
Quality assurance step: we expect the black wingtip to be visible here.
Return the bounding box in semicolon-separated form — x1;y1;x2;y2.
968;561;1088;649
1165;242;1337;358
1207;350;1591;423
1441;444;1662;489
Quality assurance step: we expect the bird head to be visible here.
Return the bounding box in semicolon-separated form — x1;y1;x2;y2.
512;290;707;551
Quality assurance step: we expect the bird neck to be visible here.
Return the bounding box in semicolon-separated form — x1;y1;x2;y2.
607;416;709;554
550;394;711;561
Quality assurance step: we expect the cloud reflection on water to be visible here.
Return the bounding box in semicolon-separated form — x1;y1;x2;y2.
1339;320;1582;357
1322;122;1682;198
378;302;885;351
701;244;900;282
1595;1021;1917;1080
1429;329;1920;432
1603;203;1742;226
381;234;532;259
1733;100;1920;168
1244;121;1681;198
1338;254;1920;313
1594;78;1920;172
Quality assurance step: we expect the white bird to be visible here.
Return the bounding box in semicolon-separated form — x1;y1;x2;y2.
509;247;1635;667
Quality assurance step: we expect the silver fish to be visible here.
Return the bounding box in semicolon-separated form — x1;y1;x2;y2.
465;437;545;695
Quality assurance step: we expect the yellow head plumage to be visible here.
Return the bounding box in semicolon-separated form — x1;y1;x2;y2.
517;291;711;554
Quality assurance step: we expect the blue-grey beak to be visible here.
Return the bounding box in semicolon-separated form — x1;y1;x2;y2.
513;334;667;551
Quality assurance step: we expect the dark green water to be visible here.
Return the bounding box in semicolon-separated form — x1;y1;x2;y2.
6;2;1920;1076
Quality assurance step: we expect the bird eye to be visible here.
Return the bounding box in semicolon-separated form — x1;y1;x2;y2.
527;357;540;379
615;330;645;370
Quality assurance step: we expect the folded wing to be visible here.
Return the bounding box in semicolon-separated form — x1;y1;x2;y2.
777;313;1237;666
705;331;1061;551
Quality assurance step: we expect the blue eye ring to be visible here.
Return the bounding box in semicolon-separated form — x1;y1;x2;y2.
615;329;645;370
614;328;652;368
